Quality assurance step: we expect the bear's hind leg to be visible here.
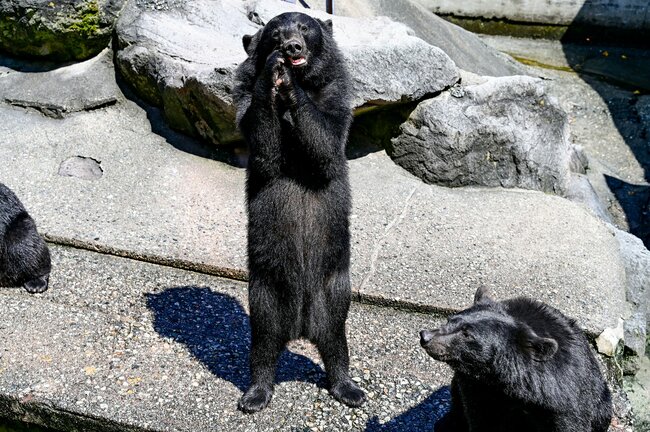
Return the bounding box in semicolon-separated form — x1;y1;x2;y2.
315;326;366;408
238;328;286;413
239;280;288;414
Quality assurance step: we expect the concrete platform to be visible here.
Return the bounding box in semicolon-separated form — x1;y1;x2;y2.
0;246;452;431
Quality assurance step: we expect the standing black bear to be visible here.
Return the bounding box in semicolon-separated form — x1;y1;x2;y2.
233;12;365;413
420;286;612;432
0;182;51;294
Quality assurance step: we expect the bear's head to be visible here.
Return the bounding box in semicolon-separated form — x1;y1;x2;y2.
420;286;559;378
242;12;334;75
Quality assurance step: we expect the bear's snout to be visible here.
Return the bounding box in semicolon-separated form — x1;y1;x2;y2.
420;329;435;346
283;39;303;56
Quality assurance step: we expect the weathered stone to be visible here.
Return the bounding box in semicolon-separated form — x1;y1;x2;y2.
611;227;650;356
390;75;575;194
0;0;126;61
413;0;650;30
309;0;523;77
596;319;624;357
0;48;121;118
565;174;612;223
114;0;459;145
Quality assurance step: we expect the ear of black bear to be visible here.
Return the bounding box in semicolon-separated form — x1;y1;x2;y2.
473;285;494;305
519;328;558;362
317;19;333;35
242;34;254;53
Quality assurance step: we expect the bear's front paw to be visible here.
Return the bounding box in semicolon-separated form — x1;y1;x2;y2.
330;379;366;408
264;51;285;83
23;275;49;294
238;384;274;414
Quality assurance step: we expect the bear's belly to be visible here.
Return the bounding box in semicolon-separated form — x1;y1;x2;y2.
247;178;349;285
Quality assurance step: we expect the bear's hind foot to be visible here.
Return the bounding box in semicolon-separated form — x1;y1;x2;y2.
238;384;274;413
23;275;49;294
330;379;366;408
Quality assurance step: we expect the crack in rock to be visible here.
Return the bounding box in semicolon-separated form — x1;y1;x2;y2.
359;185;419;292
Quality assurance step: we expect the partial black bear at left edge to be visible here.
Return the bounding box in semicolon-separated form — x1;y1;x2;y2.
0;183;51;294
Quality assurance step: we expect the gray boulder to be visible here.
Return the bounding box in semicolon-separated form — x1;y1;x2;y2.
390;75;575;194
309;0;523;77
611;227;650;356
0;48;121;118
114;0;459;146
0;0;125;61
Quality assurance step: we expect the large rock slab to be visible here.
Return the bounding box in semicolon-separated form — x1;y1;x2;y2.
0;96;631;337
390;75;576;194
309;0;523;77
114;0;459;145
0;48;121;118
413;0;650;30
0;0;126;61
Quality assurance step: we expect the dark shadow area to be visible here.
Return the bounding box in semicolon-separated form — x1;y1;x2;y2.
347;102;418;160
561;3;650;247
0;417;59;432
0;53;73;74
114;72;249;167
365;386;451;432
146;286;325;392
606;175;650;244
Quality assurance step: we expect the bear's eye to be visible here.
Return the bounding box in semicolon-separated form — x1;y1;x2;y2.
461;326;473;339
299;24;309;33
271;29;280;39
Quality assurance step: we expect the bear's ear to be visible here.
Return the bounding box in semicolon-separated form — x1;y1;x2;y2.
519;328;558;362
473;285;494;305
317;18;333;35
242;34;254;53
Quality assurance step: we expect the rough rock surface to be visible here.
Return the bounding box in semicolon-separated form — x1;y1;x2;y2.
309;0;523;77
0;0;126;61
612;228;650;356
114;0;459;145
0;48;121;118
390;75;575;194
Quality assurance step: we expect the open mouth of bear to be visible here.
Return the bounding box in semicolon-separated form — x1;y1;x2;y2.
289;56;307;67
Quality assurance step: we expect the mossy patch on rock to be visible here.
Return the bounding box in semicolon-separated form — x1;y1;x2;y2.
0;0;125;61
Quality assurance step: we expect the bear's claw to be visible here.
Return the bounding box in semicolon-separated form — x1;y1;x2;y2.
23;275;49;294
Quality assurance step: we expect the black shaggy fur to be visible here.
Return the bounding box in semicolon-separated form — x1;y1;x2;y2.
233;12;365;413
420;286;612;432
0;183;51;294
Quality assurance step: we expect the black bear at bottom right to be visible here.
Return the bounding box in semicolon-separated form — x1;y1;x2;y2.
420;286;612;432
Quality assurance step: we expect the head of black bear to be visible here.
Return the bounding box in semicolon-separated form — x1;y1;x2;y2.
0;211;51;294
420;286;559;379
242;12;334;77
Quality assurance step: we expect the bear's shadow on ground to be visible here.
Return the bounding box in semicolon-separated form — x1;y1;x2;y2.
146;287;452;429
146;286;326;392
365;386;450;432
